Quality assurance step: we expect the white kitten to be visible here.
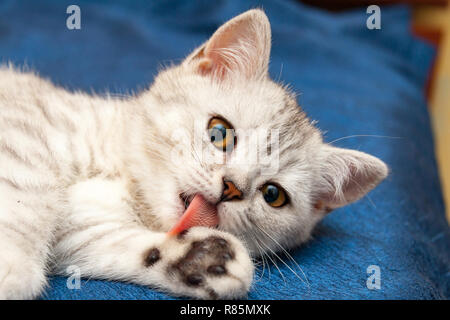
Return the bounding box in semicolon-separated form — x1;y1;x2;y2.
0;9;387;299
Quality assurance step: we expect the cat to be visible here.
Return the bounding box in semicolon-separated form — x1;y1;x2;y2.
0;9;388;299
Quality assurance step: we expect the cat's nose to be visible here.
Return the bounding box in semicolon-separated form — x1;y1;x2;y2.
220;179;243;202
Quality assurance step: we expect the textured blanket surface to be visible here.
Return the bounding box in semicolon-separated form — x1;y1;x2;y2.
0;0;448;299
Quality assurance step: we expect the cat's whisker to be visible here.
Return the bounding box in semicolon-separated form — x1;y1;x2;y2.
106;93;134;99
327;134;403;145
190;141;208;171
256;238;287;285
276;63;284;83
248;225;281;282
254;235;272;280
252;246;267;282
256;225;306;274
265;239;308;285
247;229;268;282
259;237;306;287
250;238;289;297
253;222;310;289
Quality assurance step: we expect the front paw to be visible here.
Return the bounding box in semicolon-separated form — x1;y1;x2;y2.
0;244;46;299
145;227;253;299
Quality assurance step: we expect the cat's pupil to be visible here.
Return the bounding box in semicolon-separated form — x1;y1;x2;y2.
263;185;279;203
210;124;227;143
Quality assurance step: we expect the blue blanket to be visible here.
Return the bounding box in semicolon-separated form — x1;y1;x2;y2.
1;0;449;299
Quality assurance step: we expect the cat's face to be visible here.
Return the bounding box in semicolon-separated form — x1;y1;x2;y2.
137;10;388;255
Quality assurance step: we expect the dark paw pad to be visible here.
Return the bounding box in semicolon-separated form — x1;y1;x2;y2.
170;236;235;287
186;273;204;286
207;265;226;275
144;248;161;267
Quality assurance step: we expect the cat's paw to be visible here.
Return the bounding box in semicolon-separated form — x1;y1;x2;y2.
0;243;46;299
144;227;253;299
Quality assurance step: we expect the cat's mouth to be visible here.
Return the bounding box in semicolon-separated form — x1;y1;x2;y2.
167;193;219;236
180;192;194;210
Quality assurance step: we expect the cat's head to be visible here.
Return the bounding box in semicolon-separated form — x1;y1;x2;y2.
136;9;388;255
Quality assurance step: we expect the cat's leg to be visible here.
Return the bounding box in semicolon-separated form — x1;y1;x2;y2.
0;178;60;299
54;177;253;299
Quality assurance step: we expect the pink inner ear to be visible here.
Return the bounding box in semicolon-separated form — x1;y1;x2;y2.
318;147;389;211
201;32;239;79
204;25;241;74
195;10;271;80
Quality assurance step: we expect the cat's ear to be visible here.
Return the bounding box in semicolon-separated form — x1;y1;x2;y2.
185;9;271;81
314;146;388;213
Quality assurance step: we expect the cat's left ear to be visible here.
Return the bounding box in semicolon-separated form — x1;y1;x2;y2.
185;9;271;81
314;145;388;213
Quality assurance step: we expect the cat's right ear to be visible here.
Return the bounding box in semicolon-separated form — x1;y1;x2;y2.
184;9;271;81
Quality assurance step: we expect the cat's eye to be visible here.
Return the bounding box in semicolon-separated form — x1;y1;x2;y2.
261;183;288;208
208;117;235;151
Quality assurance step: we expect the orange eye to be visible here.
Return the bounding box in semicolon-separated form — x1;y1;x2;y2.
208;117;235;151
261;183;288;208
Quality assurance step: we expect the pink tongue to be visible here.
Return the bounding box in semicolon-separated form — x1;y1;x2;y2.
167;194;218;236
